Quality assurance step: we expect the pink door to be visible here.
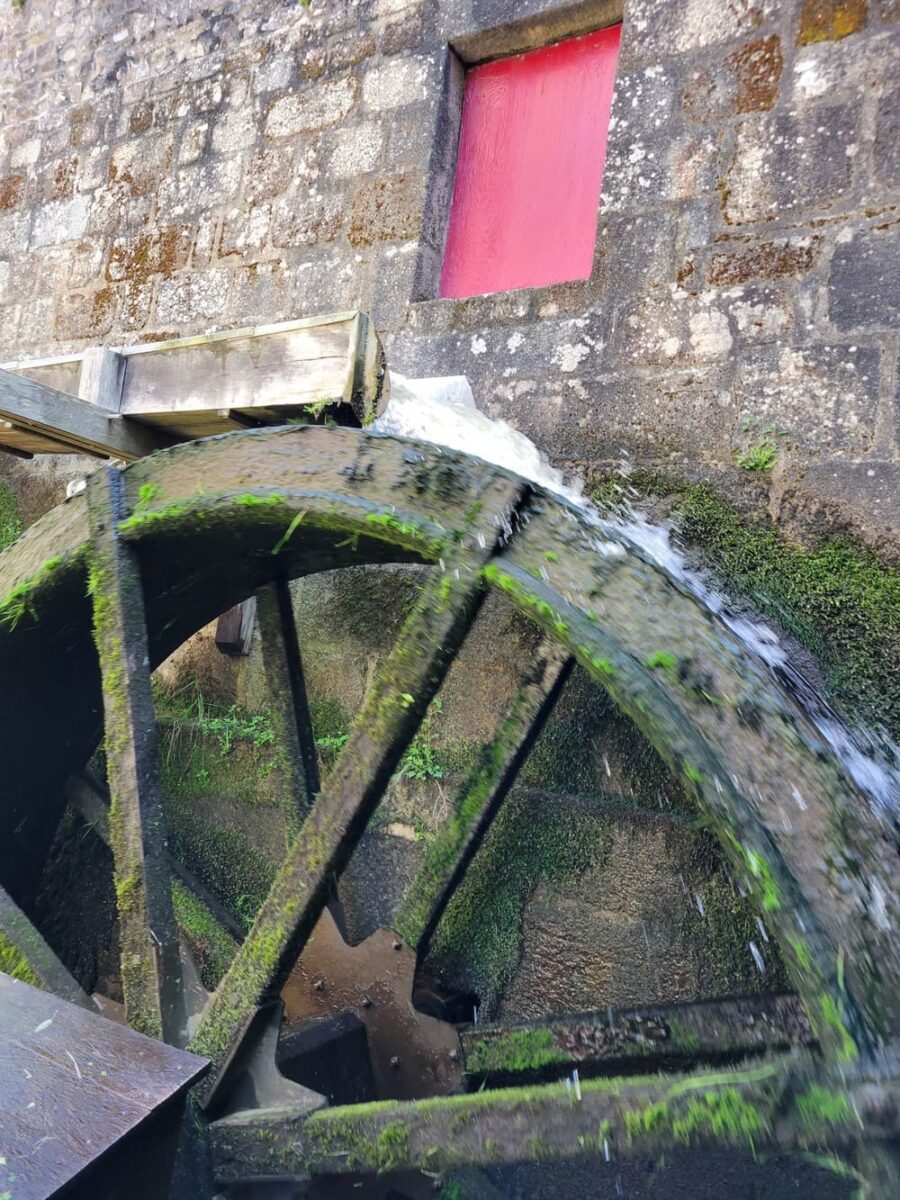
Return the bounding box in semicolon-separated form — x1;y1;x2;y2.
440;25;622;300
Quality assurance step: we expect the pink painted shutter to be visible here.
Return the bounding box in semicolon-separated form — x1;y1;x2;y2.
440;25;622;300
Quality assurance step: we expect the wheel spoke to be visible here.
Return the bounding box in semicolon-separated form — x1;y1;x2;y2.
209;1051;898;1182
0;883;95;1008
256;579;320;826
86;466;186;1044
395;636;573;952
460;994;813;1084
190;475;524;1104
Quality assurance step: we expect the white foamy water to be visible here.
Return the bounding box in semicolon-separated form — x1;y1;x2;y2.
375;374;900;818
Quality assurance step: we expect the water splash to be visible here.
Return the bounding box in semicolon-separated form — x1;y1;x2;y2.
376;374;899;819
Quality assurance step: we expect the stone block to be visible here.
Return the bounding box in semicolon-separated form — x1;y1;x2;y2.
707;236;821;285
778;459;900;560
226;261;293;325
874;84;900;188
602;127;718;214
156;269;229;325
54;286;117;340
682;35;783;123
613;292;736;367
219;205;270;259
156;157;242;218
348;174;423;246
361;57;429;111
107;132;175;199
265;77;358;137
829;224;899;331
622;0;778;62
106;225;193;284
252;53;295;95
722;104;857;224
592;209;678;296
271;192;343;248
120;278;155;333
328;123;385;178
29;194;90;248
734;344;880;450
0;174;24;213
797;0;868;44
245;145;297;204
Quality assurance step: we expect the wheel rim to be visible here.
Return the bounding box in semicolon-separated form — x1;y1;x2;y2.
0;423;896;1190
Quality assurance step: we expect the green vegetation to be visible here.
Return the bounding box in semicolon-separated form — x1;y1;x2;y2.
646;650;679;672
735;441;779;471
794;1085;852;1131
466;1027;564;1075
0;556;63;628
624;1086;764;1147
676;484;900;737
0;932;41;987
154;677;276;756
427;792;613;1015
397;698;445;781
171;878;238;988
0;481;22;550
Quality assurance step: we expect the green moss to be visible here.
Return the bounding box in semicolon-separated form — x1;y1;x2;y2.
171;878;238;988
676;484;900;737
0;556;63;628
646;650;679;672
426;792;613;1015
818;994;857;1062
0;932;41;987
794;1085;852;1131
235;492;285;508
466;1028;564;1075
624;1086;764;1147
0;481;22;550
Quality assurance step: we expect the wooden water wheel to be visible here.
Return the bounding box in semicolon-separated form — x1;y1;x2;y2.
0;425;897;1197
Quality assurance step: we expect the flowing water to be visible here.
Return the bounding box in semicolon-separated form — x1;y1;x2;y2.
376;374;899;822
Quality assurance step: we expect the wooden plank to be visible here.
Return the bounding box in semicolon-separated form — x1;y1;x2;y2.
0;366;173;460
395;637;573;951
215;596;257;656
257;581;320;820
190;472;524;1104
0;884;95;1008
86;466;186;1044
461;994;814;1083
0;974;206;1200
120;312;386;423
210;1052;899;1182
78;346;126;412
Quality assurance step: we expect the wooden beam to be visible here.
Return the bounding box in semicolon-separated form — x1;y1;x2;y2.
0;884;95;1008
0;366;173;460
86;466;186;1044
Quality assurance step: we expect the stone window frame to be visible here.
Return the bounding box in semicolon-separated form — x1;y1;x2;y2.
411;0;625;306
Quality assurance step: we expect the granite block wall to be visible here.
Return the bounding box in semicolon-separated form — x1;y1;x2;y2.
0;0;897;548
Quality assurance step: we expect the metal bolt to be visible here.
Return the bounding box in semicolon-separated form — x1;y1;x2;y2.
449;1049;459;1062
362;996;372;1008
390;1056;400;1069
313;978;324;991
392;940;402;951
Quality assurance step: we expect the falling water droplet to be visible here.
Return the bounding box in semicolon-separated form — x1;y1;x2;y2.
748;941;766;973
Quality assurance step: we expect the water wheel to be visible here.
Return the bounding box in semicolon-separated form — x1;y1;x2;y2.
0;425;897;1198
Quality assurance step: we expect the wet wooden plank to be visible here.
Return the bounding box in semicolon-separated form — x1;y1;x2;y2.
395;637;572;951
0;366;172;460
211;1052;899;1182
86;467;186;1044
0;974;206;1200
461;994;814;1083
0;885;95;1009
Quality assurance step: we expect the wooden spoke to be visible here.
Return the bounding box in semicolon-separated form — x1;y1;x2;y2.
86;466;186;1045
256;580;321;827
209;1051;899;1183
190;475;524;1104
395;636;573;952
460;994;814;1084
0;884;95;1008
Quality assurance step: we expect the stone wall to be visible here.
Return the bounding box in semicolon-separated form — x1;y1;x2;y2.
0;0;897;548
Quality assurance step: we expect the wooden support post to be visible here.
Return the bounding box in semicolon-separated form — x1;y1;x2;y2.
214;597;257;657
0;884;95;1009
257;581;320;826
86;466;186;1045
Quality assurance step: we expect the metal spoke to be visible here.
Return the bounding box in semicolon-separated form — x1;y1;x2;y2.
86;466;186;1044
190;474;524;1104
395;636;573;952
256;580;320;827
